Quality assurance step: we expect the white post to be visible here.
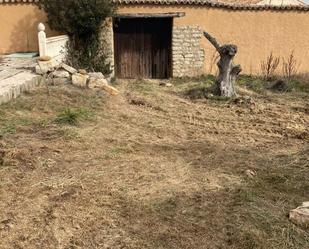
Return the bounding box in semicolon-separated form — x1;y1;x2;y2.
38;23;47;57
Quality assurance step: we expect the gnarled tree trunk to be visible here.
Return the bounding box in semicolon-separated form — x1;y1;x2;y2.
203;31;242;97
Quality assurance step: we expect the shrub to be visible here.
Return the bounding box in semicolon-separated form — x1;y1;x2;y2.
55;108;91;125
260;52;280;81
37;0;116;74
282;51;299;80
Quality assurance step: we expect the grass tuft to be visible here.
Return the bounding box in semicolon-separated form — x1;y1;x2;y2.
0;123;16;138
55;107;92;125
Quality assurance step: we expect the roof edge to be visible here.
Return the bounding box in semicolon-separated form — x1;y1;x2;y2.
0;0;309;11
113;0;309;11
0;0;39;3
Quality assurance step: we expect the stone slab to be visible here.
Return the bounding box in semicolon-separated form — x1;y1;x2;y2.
61;63;77;74
0;71;42;105
0;69;23;81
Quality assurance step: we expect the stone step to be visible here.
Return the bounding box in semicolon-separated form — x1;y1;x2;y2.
0;69;23;81
0;57;37;71
0;71;42;105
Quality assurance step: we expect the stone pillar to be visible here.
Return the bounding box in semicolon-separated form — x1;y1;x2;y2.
172;25;205;77
99;18;115;76
38;23;47;57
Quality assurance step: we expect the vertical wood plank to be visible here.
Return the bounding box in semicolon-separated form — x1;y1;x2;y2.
114;18;172;79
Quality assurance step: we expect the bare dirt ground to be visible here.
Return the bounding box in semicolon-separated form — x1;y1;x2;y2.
0;77;308;249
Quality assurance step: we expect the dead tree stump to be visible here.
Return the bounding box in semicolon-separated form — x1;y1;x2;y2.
203;31;242;97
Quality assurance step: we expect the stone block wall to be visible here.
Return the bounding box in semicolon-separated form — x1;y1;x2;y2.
172;25;205;77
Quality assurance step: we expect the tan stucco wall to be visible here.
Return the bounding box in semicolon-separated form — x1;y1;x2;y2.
0;4;58;54
118;5;309;75
1;4;309;75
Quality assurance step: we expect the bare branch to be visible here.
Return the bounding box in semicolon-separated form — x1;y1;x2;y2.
260;52;280;80
231;65;242;76
203;31;221;51
282;51;299;80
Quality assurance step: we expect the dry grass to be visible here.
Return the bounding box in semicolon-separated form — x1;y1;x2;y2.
0;79;308;249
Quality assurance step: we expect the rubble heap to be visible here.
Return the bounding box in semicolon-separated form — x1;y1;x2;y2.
36;57;119;96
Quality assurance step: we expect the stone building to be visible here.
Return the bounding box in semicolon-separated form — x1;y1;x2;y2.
1;0;309;78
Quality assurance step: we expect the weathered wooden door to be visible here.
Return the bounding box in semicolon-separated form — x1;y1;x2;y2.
114;18;172;79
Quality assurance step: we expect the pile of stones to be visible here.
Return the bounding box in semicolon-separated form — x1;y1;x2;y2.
35;56;119;96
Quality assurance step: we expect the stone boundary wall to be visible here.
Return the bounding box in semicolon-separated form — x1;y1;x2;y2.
2;3;309;76
0;4;59;54
118;5;309;75
172;25;205;77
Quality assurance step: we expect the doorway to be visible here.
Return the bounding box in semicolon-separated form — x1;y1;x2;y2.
113;17;172;79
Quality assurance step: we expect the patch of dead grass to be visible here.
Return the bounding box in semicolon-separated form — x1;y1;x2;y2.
0;78;308;248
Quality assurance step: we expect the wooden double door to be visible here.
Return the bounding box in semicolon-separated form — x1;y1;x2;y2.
114;18;172;79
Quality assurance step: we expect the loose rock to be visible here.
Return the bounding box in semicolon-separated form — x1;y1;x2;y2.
105;76;113;84
88;72;105;79
36;60;57;74
52;70;70;79
159;82;173;87
290;202;309;228
60;63;77;74
72;73;89;88
88;77;108;89
101;84;119;96
245;169;256;179
87;77;119;95
78;69;87;75
38;55;52;61
51;78;71;86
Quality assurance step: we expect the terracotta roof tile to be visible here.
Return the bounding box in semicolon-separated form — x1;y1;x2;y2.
219;0;261;4
113;0;309;10
0;0;39;3
0;0;308;11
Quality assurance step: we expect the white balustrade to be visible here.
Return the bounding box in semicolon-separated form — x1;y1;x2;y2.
37;23;69;63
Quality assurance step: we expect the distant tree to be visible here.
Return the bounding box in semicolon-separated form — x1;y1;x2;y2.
37;0;116;74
